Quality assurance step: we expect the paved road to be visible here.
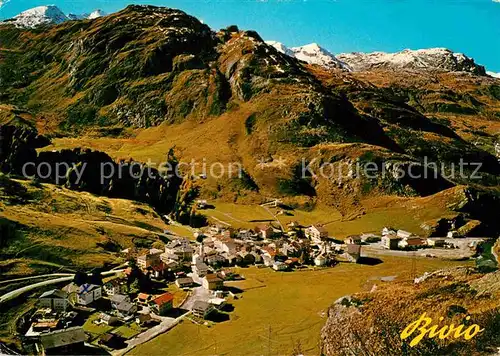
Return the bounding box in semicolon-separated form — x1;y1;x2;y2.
112;312;189;356
0;270;125;304
0;273;74;285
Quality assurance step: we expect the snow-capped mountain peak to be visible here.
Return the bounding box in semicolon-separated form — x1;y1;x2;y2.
87;9;107;19
291;43;348;70
2;5;107;28
336;48;486;75
266;41;349;70
9;5;68;28
266;40;489;76
265;41;295;57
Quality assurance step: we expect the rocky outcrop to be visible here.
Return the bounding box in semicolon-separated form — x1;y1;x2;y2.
35;148;183;213
321;267;500;355
0;120;184;214
0;124;50;175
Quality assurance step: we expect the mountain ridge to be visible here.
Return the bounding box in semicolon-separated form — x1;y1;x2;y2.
1;5;106;28
0;4;499;236
2;5;495;76
267;40;488;75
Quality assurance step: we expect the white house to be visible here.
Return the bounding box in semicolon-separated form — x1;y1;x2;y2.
165;239;194;261
77;284;102;306
398;237;426;249
39;290;70;312
382;227;396;236
192;254;209;277
344;236;361;245
360;233;380;243
255;225;274;239
110;294;130;309
381;235;402;250
272;261;288;271
314;254;327;267
262;255;274;267
103;278;126;296
427;238;445;247
396;230;413;239
214;238;239;254
305;225;328;244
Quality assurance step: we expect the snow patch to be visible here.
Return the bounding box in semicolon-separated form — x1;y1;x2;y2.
87;9;107;19
487;71;500;78
266;40;349;70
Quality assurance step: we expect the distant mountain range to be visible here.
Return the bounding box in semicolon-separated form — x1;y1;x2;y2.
2;5;497;77
267;41;489;76
1;5;106;28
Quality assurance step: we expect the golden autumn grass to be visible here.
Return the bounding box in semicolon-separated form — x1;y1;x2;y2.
129;258;471;356
0;177;173;276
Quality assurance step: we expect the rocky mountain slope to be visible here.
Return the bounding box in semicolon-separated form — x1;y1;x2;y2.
0;5;499;236
321;267;500;355
1;5;105;28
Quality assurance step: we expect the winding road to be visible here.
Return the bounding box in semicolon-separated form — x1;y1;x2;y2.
0;270;125;304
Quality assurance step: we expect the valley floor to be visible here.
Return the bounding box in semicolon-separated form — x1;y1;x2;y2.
128;257;469;356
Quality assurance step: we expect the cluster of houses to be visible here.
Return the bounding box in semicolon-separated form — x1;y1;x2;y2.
24;274;179;354
131;223;363;282
23;220;468;354
379;227;447;250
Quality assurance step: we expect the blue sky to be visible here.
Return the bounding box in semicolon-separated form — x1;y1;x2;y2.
1;0;499;71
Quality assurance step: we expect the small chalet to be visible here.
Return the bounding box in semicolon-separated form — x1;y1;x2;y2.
381;234;402;250
110;294;130;309
192;301;214;319
136;293;152;305
272;261;288;271
396;230;413;239
381;227;396;236
314;254;327;266
255;225;274;239
103;277;127;296
202;274;224;291
346;244;362;263
151;293;174;316
116;301;137;319
427;238;446;247
137;249;162;269
164;239;194;261
175;277;194;288
76;284;102;306
344;236;362;245
99;313;119;326
398;236;426;249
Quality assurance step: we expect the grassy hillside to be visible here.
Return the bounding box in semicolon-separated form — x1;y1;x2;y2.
0;174;173;278
0;4;499;244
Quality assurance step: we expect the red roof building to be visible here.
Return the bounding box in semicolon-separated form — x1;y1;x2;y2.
151;293;174;316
